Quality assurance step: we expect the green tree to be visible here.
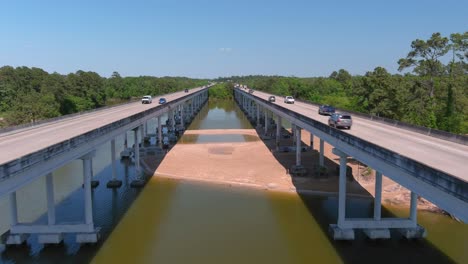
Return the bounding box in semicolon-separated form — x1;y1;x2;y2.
398;32;449;98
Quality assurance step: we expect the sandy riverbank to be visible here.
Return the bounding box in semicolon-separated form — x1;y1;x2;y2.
142;127;440;213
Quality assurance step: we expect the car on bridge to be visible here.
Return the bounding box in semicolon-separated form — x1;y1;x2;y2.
159;98;167;104
141;95;152;104
248;89;254;93
185;88;189;93
328;113;352;129
284;96;295;104
268;95;275;102
318;105;336;115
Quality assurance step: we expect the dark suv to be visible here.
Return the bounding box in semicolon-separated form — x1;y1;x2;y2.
318;105;336;115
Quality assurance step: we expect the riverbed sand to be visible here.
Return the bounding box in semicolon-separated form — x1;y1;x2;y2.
143;127;439;212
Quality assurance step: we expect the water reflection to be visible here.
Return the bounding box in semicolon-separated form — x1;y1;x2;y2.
188;100;252;130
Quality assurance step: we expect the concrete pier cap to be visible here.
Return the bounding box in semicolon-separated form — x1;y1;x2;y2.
329;224;355;240
76;227;101;243
38;233;64;244
332;148;348;158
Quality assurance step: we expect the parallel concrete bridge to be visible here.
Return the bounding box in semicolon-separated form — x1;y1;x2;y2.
235;87;468;239
0;85;466;250
0;86;209;247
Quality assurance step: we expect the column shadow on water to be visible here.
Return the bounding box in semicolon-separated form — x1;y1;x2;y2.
239;105;456;264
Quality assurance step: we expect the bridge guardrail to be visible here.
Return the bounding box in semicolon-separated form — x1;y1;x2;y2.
0;98;141;135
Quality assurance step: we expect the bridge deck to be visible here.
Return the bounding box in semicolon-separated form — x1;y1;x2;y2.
250;90;468;183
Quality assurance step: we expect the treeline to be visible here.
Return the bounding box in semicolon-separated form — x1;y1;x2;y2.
220;32;468;134
0;68;208;127
208;83;233;99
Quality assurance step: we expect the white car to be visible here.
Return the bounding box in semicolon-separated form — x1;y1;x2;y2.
284;96;295;104
141;95;152;104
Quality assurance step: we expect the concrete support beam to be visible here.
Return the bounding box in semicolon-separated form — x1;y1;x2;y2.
276;115;282;151
256;105;260;127
296;126;301;166
46;173;56;225
81;151;95;228
180;104;184;129
140;123;145;145
133;127;140;175
310;133;314;149
158;116;162;149
363;229;391;240
291;124;295;144
107;139;122;188
38;233;64;244
10;192;18;226
335;148;348;227
6;234;28;245
410;191;418;223
111;139;117;181
374;171;382;221
6;191;28;245
264;110;268;134
319;139;324;167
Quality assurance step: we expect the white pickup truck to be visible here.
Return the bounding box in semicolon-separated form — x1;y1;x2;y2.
141;95;152;104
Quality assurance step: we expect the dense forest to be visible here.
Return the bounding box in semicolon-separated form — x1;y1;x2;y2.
0;69;208;127
219;32;468;134
1;32;466;133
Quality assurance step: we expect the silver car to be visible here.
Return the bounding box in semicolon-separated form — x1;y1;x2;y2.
284;96;295;104
328;113;352;129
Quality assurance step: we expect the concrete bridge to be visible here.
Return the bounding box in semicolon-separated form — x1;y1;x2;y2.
234;87;468;240
0;84;467;251
0;86;209;248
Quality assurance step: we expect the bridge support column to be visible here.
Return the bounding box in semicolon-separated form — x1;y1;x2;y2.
397;192;426;239
107;139;122;188
329;148;355;240
158;116;162;149
328;154;426;240
295;126;302;166
264;110;268;135
171;110;176;132
76;151;100;243
374;171;383;221
291;124;296;144
37;173;64;244
131;126;145;187
319;139;324;167
310;133;314;149
256;105;260;127
6;192;28;245
191;101;194;116
276;115;282;151
180;104;185;129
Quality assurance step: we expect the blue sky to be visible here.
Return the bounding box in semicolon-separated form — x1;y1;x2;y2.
0;0;466;78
